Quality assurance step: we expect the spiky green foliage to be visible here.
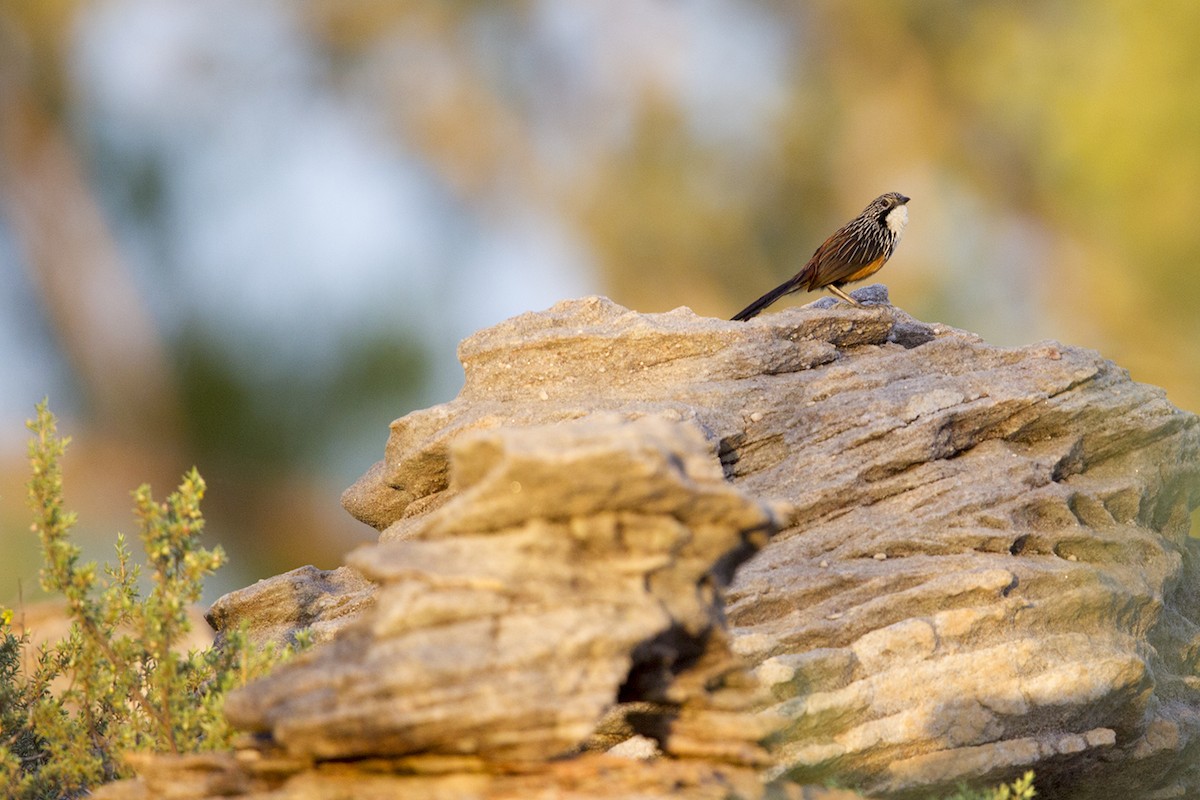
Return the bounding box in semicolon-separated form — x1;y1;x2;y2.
0;400;299;799
940;771;1037;800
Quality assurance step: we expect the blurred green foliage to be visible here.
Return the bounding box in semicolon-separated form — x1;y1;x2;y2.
938;769;1037;800
0;402;301;799
177;329;427;472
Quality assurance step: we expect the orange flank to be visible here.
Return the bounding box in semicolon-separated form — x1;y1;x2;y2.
841;254;889;284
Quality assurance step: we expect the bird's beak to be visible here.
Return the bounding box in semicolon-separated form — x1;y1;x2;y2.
898;194;910;205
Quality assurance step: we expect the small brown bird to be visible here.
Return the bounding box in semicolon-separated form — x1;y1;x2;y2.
732;192;910;321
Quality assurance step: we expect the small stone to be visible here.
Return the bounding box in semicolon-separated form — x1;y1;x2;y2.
606;735;661;760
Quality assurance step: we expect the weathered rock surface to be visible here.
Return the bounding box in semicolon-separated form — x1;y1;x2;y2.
97;413;780;799
103;287;1200;799
341;288;1200;798
100;749;786;800
206;565;375;647
225;415;777;765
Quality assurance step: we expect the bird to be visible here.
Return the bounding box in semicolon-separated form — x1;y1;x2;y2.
731;192;910;321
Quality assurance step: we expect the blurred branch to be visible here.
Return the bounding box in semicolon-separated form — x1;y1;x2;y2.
0;13;182;443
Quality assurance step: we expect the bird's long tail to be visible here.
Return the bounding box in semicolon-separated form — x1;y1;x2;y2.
731;275;803;321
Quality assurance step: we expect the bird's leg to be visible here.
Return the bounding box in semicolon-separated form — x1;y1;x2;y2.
827;285;861;306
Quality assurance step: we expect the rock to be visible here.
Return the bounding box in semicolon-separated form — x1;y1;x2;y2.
205;565;375;648
100;413;781;798
189;288;1200;798
222;415;777;768
715;310;1200;798
94;750;776;800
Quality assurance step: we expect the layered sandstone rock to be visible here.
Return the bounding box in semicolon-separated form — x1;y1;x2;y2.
97;414;780;799
101;288;1200;799
224;415;778;765
340;288;1200;798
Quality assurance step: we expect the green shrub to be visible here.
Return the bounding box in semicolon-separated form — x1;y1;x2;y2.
940;771;1037;800
0;400;300;799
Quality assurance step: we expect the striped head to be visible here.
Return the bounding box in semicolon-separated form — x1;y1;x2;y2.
864;192;910;239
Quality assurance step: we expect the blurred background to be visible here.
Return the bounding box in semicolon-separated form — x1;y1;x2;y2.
3;1;1199;604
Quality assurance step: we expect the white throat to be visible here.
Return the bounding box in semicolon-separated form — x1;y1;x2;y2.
885;204;908;237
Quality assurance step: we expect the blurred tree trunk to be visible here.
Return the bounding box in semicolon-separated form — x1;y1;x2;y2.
0;14;182;444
